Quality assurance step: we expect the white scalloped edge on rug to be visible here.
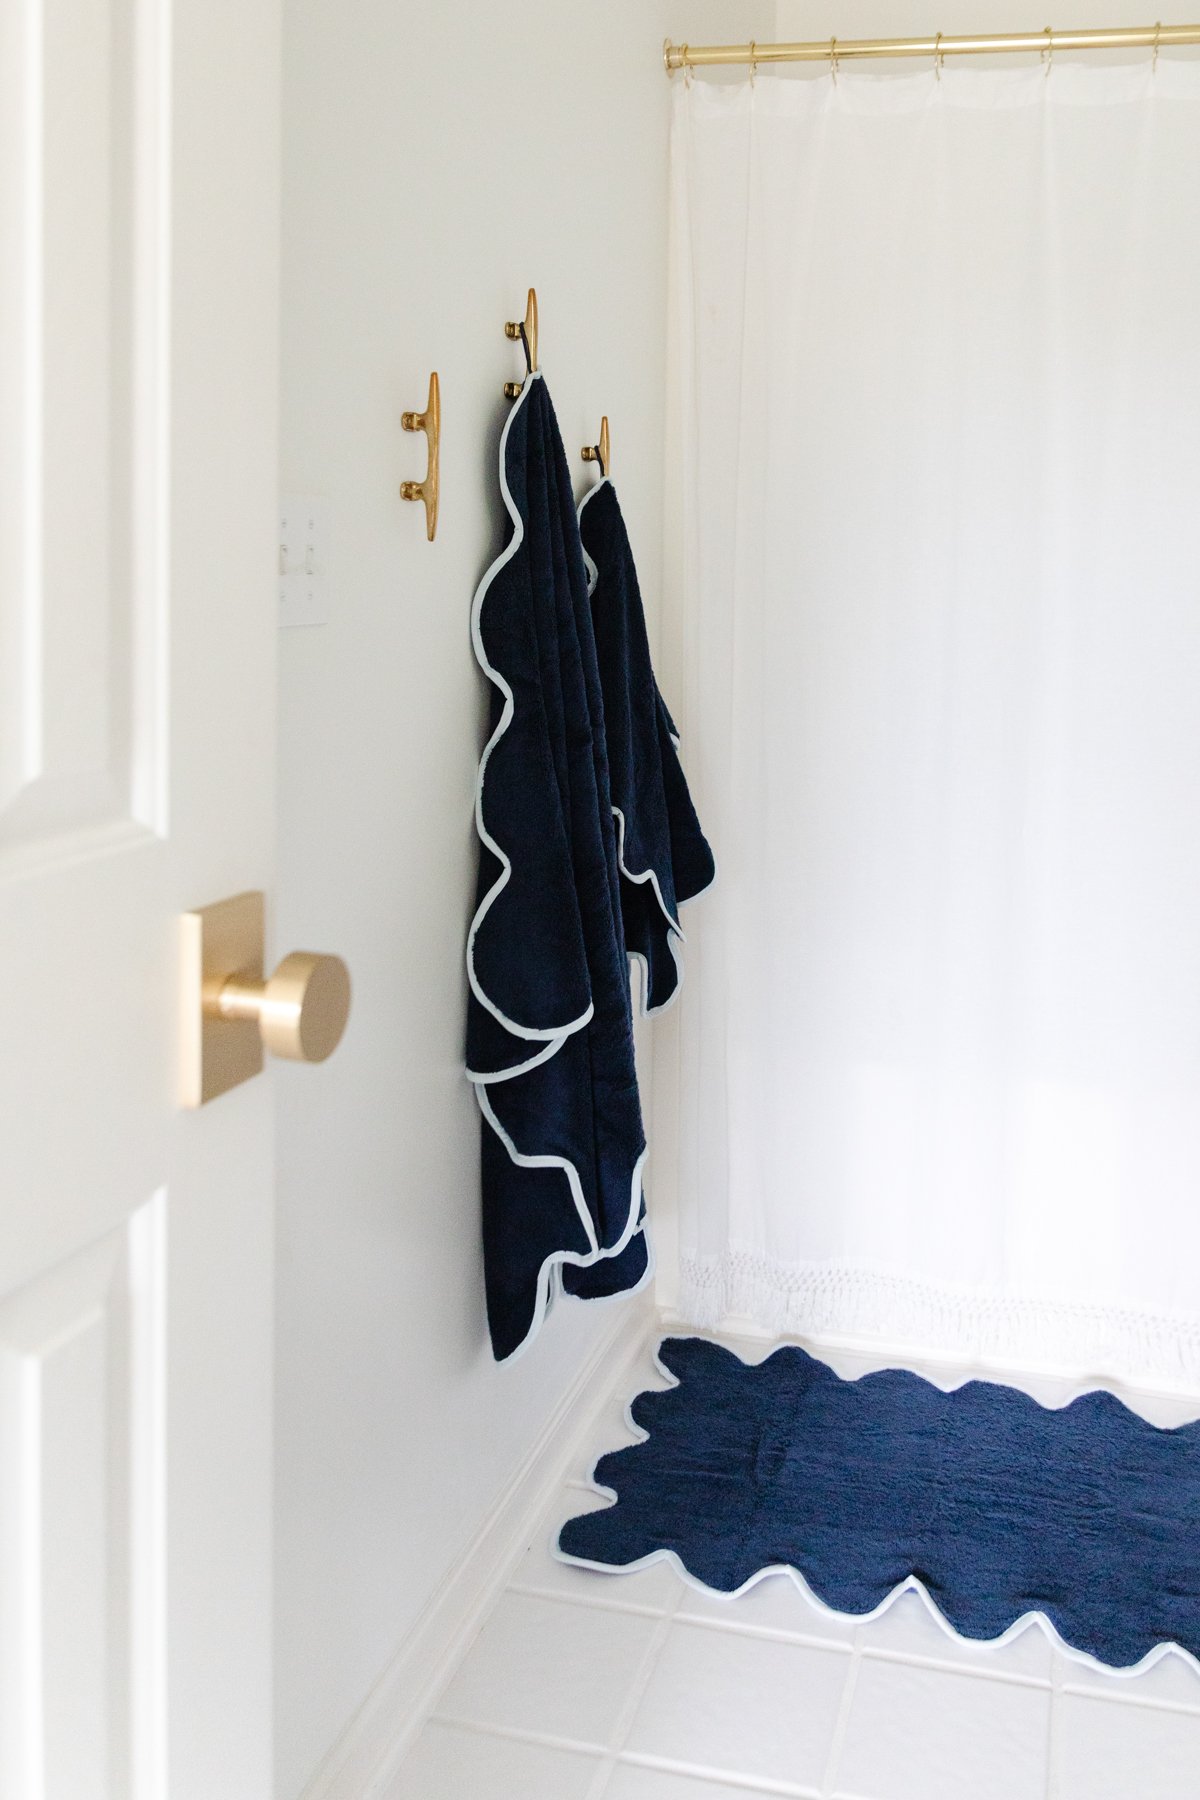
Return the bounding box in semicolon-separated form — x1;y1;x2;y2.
551;1332;1200;1684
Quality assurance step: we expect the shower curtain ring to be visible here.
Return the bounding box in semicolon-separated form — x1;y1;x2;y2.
1153;19;1162;71
934;31;944;79
749;40;758;84
1042;24;1054;76
830;36;839;83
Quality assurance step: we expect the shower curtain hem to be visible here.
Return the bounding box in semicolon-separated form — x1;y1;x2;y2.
677;1250;1200;1390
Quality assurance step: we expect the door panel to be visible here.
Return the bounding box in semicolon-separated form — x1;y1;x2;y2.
1;0;168;855
1;0;279;1793
0;1199;166;1800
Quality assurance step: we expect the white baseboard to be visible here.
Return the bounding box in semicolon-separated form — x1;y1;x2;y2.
298;1296;655;1800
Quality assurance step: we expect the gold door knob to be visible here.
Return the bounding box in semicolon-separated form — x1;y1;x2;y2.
211;951;351;1063
181;891;352;1105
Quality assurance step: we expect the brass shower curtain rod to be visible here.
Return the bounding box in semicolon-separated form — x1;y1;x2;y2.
663;22;1200;71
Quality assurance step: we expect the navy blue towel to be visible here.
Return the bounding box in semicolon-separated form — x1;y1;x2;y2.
559;1336;1200;1670
578;481;715;1015
467;375;650;1361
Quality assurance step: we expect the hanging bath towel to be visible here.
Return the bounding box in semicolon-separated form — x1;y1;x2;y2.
577;479;715;1016
467;373;650;1361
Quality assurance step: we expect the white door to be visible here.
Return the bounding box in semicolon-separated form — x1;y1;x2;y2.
1;2;281;1795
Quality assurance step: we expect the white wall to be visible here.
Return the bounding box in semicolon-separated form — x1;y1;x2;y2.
275;6;767;1796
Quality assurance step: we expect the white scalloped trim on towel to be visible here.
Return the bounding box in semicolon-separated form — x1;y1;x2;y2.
468;381;646;1362
467;372;594;1048
678;1251;1200;1391
552;1333;1200;1683
466;1031;566;1087
478;1078;650;1366
578;478;717;1019
560;1221;658;1317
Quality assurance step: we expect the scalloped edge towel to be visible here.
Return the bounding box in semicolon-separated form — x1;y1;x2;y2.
466;373;648;1361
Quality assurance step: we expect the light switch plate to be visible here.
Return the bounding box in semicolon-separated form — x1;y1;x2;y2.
279;495;329;628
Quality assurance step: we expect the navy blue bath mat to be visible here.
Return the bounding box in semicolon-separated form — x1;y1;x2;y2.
557;1336;1200;1670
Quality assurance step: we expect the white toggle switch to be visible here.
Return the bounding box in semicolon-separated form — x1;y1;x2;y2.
279;496;329;628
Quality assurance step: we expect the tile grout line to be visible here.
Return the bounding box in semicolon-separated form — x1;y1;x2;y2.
510;1581;859;1652
1044;1648;1065;1800
614;1751;820;1797
1058;1682;1200;1717
516;1576;1166;1701
430;1635;1200;1800
429;1714;820;1798
858;1643;1051;1690
428;1712;611;1757
820;1630;863;1800
532;1544;1200;1705
506;1580;666;1620
583;1587;685;1800
672;1618;849;1654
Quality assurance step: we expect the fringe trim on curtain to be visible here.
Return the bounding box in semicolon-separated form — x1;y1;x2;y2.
678;1251;1200;1390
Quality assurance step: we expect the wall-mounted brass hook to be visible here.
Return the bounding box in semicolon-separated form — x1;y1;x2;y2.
503;288;539;399
581;416;611;480
400;371;440;541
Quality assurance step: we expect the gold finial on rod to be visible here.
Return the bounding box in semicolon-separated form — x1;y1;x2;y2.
581;416;611;480
503;288;539;399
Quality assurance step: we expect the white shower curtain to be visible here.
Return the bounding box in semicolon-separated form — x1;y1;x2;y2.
664;59;1200;1385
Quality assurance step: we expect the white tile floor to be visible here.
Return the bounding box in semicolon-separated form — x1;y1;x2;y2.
386;1340;1200;1800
